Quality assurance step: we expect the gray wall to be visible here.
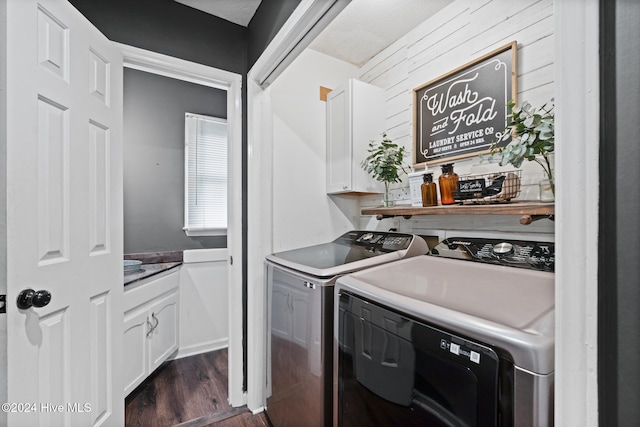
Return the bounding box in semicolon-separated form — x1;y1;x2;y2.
69;0;246;74
247;0;302;68
123;68;227;253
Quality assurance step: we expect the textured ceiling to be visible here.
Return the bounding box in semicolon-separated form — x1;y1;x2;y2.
174;0;262;26
308;0;453;66
174;0;453;66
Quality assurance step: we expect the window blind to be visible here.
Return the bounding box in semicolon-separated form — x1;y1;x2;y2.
184;113;227;234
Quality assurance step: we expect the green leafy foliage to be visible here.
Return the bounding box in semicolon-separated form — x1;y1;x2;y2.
361;133;410;185
488;99;555;183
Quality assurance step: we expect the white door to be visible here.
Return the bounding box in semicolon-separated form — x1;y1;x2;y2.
5;0;124;425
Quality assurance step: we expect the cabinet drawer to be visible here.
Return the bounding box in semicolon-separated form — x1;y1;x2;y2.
124;269;179;312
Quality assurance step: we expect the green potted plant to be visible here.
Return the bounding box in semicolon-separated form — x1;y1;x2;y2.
489;99;555;201
361;133;410;207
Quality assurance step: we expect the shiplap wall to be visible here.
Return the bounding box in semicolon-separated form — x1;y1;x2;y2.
356;0;555;237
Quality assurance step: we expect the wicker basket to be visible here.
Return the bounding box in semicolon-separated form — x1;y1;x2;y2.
454;170;522;204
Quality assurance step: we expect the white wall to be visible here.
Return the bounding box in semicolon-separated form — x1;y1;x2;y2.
175;249;229;358
271;1;556;244
269;49;361;251
355;0;555;237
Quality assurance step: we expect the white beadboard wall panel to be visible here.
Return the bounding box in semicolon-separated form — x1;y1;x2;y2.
385;92;410;122
355;0;554;223
469;11;553;60
410;214;554;235
384;109;411;139
355;212;554;237
407;0;471;57
175;259;229;358
385;82;411;110
519;63;554;96
408;21;472;77
360;45;407;87
468;0;552;50
518;34;554;76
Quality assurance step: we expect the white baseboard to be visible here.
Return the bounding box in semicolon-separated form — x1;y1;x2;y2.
173;338;229;359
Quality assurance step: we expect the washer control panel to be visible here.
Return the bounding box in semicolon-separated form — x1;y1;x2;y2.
431;237;555;272
343;231;413;252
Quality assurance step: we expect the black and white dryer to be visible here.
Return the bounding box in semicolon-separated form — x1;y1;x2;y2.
335;237;555;427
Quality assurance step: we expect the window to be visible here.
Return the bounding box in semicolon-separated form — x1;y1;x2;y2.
184;113;227;235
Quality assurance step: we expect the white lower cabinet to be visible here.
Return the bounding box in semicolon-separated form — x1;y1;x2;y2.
123;270;179;396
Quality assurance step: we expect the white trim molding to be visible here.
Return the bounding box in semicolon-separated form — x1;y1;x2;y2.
250;0;351;87
245;0;351;412
117;43;237;90
554;1;600;426
117;43;245;407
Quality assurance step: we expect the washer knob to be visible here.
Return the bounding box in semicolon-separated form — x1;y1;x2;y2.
492;242;514;256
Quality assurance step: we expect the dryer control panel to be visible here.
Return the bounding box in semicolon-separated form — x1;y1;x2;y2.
431;237;555;272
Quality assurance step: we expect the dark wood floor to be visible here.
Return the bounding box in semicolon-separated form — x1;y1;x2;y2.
125;349;270;427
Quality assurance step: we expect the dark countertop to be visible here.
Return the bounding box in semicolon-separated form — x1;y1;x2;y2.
124;262;182;287
124;251;183;287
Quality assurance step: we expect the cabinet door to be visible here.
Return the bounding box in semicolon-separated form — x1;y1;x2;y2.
326;79;385;194
123;308;150;396
326;85;351;193
351;80;385;193
148;291;179;372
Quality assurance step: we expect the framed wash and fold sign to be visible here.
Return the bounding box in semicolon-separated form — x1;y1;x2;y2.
413;41;517;167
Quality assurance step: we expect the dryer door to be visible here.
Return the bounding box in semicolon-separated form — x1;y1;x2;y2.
338;293;512;426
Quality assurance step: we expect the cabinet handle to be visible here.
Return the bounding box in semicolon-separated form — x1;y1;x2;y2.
151;312;159;331
146;313;160;337
146;317;154;337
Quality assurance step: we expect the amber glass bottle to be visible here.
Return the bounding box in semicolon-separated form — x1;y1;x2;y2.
438;163;459;205
421;173;438;207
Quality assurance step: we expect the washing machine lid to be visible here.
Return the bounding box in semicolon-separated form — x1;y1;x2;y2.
266;231;428;278
335;255;555;374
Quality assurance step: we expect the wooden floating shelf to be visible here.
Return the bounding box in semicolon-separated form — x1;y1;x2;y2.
362;201;555;225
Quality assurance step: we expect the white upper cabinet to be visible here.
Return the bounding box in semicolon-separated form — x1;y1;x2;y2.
326;79;385;194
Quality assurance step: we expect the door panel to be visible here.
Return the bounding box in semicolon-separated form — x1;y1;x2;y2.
90;292;111;422
88;120;110;255
36;308;70;425
6;0;124;425
36;95;70;264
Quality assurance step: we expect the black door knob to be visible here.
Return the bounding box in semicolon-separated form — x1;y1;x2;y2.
17;289;52;310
